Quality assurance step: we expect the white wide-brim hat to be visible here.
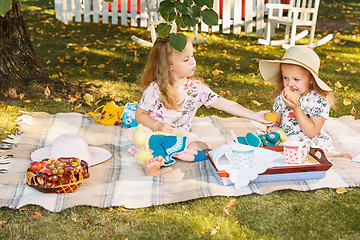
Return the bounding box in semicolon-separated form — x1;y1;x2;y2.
31;134;112;167
259;46;332;92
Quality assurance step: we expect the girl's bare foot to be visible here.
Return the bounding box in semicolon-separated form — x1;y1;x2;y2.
145;156;164;176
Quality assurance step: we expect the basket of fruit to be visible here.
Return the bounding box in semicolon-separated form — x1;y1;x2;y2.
26;157;90;193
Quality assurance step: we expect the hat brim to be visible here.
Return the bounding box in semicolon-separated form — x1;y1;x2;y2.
31;146;112;167
259;59;332;92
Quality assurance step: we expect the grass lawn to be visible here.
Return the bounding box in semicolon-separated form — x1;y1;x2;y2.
1;0;360;239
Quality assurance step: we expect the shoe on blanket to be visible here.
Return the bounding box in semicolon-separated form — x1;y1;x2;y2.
236;132;280;147
236;133;262;147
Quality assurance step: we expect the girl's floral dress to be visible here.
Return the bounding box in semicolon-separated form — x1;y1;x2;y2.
138;78;220;141
273;90;335;152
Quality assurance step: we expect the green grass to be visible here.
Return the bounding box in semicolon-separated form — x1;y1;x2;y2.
1;0;360;239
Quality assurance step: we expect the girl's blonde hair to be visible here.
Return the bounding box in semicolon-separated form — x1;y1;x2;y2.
141;37;192;110
272;63;334;107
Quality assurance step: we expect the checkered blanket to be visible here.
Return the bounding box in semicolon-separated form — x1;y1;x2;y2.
0;112;359;212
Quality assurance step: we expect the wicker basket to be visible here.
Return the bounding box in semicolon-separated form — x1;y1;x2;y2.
26;158;90;194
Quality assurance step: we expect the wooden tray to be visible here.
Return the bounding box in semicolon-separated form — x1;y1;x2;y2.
205;146;333;185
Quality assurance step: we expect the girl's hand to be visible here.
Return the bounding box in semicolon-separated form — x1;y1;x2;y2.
156;122;177;133
266;126;281;134
255;111;276;126
281;91;300;110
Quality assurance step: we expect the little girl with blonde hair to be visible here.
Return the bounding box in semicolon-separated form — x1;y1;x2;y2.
260;46;353;159
136;36;272;175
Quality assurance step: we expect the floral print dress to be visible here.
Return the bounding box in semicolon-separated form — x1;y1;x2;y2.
273;90;335;152
138;78;220;140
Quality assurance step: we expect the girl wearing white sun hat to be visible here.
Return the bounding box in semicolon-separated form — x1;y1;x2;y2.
260;46;352;159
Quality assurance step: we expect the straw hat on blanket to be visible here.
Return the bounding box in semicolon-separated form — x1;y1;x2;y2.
31;134;112;167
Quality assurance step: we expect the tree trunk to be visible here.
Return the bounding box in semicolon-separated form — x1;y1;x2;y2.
0;0;52;95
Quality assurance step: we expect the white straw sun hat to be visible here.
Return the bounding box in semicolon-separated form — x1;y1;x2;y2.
30;134;112;167
259;46;332;92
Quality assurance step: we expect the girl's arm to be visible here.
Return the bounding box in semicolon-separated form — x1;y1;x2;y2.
281;93;325;138
135;107;177;133
210;97;273;125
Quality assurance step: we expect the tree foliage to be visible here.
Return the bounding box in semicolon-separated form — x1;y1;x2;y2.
156;0;218;51
0;0;12;16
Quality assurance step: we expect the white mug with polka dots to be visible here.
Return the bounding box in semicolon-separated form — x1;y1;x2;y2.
283;141;309;164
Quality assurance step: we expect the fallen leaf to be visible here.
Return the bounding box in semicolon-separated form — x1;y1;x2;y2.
80;46;89;52
83;93;94;103
223;207;232;216
97;64;105;68
32;211;42;219
350;106;356;116
336;187;348;194
44;85;51;97
0;220;7;227
71;217;77;223
226;199;236;208
72;103;82;111
54;98;62;102
343;98;351;106
335;81;343;88
251;100;262;106
19;93;25;100
83;219;89;226
8;88;18;99
212;69;223;75
210;226;220;235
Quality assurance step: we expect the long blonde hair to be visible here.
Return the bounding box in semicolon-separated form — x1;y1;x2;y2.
141;37;192;110
272;63;334;107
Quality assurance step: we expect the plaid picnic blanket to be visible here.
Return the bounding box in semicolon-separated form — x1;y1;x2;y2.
0;112;359;212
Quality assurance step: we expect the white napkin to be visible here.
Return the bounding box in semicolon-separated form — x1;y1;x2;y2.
209;142;284;188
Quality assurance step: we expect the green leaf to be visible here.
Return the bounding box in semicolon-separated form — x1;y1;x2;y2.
174;1;192;15
201;9;218;26
183;14;199;27
159;0;175;16
156;23;172;38
104;0;113;2
0;0;12;17
193;0;205;7
168;12;177;22
184;0;193;6
169;33;187;52
191;6;201;18
175;15;186;29
203;0;214;8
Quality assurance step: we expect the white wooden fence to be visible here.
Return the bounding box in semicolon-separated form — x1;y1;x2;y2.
54;0;273;36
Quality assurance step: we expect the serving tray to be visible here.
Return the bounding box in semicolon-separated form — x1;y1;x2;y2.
205;146;333;185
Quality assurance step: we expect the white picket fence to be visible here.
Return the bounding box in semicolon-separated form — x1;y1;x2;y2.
54;0;272;36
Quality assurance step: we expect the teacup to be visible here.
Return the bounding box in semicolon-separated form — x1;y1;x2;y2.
226;144;255;169
283;141;309;164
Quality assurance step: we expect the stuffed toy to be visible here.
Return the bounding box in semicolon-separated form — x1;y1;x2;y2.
132;124;207;166
121;103;139;128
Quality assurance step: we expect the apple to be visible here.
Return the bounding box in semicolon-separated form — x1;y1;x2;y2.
283;86;300;102
28;161;42;174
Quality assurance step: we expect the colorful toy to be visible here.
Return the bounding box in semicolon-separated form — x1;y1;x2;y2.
85;101;124;126
121;102;139;128
132;124;207;167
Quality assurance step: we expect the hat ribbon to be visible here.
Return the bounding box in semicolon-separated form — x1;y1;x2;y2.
282;58;318;76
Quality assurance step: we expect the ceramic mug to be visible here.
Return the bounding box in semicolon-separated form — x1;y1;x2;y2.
225;144;255;169
283;141;308;164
